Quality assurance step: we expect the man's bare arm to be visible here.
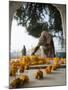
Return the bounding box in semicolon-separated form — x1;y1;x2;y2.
31;45;40;55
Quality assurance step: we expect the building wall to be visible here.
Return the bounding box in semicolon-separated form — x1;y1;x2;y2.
54;4;66;52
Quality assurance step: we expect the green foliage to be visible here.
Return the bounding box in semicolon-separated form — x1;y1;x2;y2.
14;2;63;37
48;4;62;32
27;22;48;37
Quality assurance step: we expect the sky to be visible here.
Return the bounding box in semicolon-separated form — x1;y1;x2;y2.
11;18;62;53
11;19;39;52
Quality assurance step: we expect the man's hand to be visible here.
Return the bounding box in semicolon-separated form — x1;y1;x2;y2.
31;45;40;55
31;52;35;55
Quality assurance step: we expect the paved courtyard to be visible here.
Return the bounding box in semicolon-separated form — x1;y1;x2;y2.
10;67;66;88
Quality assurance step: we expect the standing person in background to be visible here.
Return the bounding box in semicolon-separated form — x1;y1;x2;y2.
22;45;26;56
31;31;55;57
